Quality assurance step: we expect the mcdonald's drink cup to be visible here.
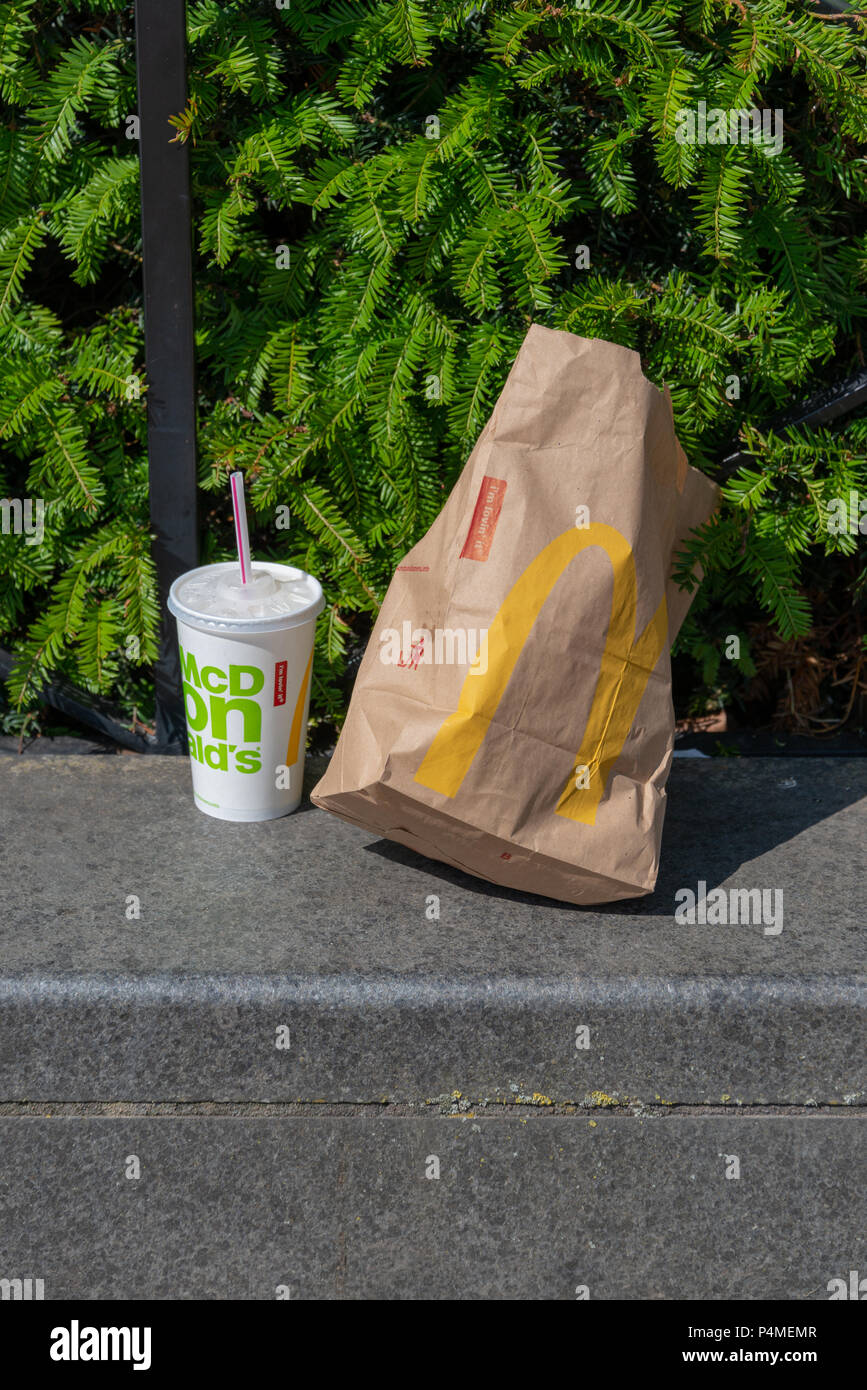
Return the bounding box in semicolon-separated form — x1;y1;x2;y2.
168;562;324;821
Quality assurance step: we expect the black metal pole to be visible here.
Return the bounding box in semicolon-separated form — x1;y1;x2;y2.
135;0;198;751
0;648;151;753
717;366;867;478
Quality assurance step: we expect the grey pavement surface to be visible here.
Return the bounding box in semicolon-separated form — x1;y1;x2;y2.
0;755;863;1103
0;1115;862;1300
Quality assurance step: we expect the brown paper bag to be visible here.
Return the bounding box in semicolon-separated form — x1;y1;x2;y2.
311;326;719;904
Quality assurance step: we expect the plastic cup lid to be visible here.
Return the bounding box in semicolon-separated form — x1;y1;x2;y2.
167;562;325;634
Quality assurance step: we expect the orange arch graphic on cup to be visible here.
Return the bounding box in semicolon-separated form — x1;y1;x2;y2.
286;646;314;766
413;523;668;825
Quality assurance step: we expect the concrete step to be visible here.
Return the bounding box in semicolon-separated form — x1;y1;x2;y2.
0;1114;862;1300
0;755;863;1105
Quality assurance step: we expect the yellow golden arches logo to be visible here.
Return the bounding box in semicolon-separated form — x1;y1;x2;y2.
286;646;314;767
413;523;668;825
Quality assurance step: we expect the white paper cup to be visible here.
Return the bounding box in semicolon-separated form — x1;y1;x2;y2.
167;561;325;822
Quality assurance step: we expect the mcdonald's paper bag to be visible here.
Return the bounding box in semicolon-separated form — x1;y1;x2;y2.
311;327;719;904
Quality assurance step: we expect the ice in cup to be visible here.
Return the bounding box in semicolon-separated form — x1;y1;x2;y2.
167;561;324;821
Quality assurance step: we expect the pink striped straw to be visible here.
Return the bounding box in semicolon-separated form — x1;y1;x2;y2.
230;470;252;585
